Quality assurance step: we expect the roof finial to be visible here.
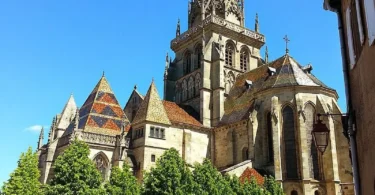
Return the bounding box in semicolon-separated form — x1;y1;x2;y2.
166;52;169;62
255;13;259;33
134;84;137;90
283;35;290;54
38;127;44;149
265;46;269;64
176;18;181;37
152;77;155;83
102;71;105;77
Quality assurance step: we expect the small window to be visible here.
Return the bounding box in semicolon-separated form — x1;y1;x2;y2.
151;154;156;162
156;128;160;138
161;129;165;139
150;127;154;137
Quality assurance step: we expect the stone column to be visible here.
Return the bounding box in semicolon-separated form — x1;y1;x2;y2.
271;96;282;181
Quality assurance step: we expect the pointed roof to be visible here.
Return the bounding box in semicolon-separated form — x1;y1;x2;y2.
132;81;171;126
78;75;129;135
219;53;335;126
239;168;264;185
56;94;77;129
162;101;202;127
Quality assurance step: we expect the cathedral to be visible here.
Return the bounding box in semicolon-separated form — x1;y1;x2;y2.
36;0;354;194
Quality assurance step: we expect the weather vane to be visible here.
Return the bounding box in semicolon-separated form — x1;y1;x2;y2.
283;35;290;54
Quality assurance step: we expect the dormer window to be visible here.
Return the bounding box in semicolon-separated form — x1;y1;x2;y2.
245;80;253;90
268;67;276;76
302;64;313;74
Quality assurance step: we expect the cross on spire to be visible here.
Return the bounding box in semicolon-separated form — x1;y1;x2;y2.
283;35;290;54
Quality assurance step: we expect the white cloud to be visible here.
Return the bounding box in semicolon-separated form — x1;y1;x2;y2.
24;125;49;133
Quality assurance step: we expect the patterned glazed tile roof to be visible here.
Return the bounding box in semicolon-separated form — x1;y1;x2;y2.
162;101;202;127
78;76;128;136
132;81;171;126
239;167;264;185
56;95;77;129
220;54;334;125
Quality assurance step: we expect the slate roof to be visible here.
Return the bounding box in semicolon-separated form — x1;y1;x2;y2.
239;167;264;185
220;54;334;126
162;101;202;127
132;81;171;126
78;75;128;136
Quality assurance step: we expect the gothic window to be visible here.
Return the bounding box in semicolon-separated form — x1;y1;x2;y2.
195;73;201;96
242;147;249;161
291;190;298;195
94;153;109;181
182;80;188;101
282;106;299;180
183;51;192;74
305;103;320;180
225;42;235;67
187;77;194;99
267;112;274;162
240;48;249;71
195;44;203;69
225;71;235;94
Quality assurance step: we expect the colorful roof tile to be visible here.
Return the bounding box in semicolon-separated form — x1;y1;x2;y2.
132;81;171;126
239;168;264;185
56;94;77;129
162;101;202;127
78;75;128;135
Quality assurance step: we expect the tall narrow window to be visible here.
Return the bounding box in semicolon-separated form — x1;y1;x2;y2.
305;103;320;180
267;112;274;162
240;49;249;71
94;153;109;181
350;0;364;59
151;154;156;162
155;128;159;138
161;129;165;139
242;147;249;161
183;52;192;74
195;44;203;69
364;0;375;45
283;106;299;179
225;43;234;67
150;127;155;137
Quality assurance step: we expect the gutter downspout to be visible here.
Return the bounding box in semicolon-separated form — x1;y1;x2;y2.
329;1;361;194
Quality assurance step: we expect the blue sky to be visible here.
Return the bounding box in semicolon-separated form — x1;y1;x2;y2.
0;0;344;185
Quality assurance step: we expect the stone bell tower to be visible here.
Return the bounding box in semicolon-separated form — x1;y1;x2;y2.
164;0;265;127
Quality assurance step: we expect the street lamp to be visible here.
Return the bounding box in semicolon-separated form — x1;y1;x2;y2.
312;114;330;154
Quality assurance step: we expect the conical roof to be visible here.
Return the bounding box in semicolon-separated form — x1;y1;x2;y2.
56;94;77;129
132;81;171;126
78;75;128;135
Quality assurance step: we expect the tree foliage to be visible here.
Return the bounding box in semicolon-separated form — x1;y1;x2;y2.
45;139;104;195
105;163;140;195
2;147;41;195
142;148;194;195
263;176;284;195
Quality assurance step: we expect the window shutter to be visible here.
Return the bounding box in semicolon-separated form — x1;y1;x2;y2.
346;8;356;68
355;0;365;44
364;0;375;45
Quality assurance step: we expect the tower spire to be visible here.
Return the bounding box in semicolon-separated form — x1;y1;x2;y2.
176;18;181;37
255;13;259;32
38;127;44;150
265;46;269;63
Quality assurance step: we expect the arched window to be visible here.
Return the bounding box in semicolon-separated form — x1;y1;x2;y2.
183;51;192;74
195;44;203;69
305;103;320;180
267;112;274;162
182;80;187;101
283;106;299;179
240;48;249;71
291;190;298;195
225;71;235;94
195;73;201;96
188;77;194;99
242;147;249;161
225;42;235;67
94;153;109;181
314;191;320;195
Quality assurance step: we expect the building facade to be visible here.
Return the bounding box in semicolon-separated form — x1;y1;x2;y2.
37;1;354;194
323;0;375;194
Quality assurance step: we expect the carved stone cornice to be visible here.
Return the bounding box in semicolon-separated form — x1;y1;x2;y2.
81;132;117;146
171;15;265;51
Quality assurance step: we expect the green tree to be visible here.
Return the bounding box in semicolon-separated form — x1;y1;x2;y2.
242;177;267;195
263;176;284;195
105;163;140;195
192;158;234;195
2;147;41;195
45;139;104;195
142;148;194;195
225;175;244;195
